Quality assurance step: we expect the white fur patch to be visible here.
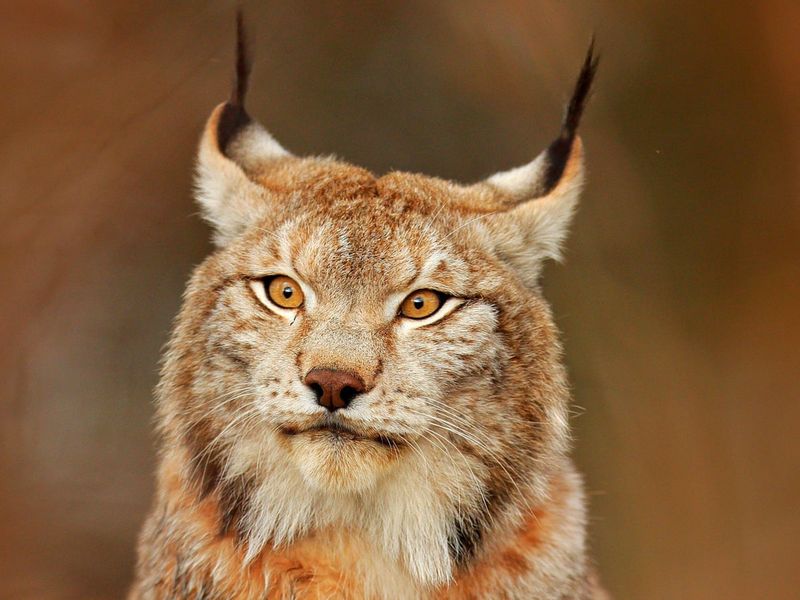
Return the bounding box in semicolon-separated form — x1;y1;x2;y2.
487;151;549;200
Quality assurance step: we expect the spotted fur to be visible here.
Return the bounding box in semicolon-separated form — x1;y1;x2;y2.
130;17;606;600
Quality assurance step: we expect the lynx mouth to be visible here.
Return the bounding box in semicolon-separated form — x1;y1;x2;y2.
280;420;402;449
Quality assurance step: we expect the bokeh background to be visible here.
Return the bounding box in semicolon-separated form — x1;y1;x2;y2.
2;0;799;598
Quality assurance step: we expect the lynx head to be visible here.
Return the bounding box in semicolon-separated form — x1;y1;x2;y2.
157;16;597;586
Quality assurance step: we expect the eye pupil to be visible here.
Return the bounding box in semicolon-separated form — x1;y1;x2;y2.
400;289;444;320
264;275;304;309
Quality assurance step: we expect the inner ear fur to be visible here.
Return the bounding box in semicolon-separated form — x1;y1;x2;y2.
482;42;598;285
486;138;585;286
194;11;290;246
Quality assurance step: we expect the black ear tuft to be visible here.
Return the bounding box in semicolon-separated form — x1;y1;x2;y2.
217;8;253;155
541;39;599;193
231;8;252;108
562;37;599;139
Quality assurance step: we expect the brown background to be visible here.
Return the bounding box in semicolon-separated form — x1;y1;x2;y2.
2;1;799;598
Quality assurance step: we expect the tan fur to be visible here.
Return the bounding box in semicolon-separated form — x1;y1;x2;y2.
131;48;605;598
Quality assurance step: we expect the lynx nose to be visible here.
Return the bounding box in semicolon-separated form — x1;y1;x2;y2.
304;368;366;411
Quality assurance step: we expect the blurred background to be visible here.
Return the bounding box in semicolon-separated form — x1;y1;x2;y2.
2;0;799;598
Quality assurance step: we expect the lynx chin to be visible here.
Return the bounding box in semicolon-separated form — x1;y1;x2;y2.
130;14;607;600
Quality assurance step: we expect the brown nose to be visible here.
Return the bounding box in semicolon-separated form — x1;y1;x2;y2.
304;368;366;411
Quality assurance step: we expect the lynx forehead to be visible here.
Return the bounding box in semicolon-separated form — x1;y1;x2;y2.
131;14;605;600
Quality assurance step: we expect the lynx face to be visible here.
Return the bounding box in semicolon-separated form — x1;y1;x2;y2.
154;39;596;586
184;165;548;495
232;202;503;493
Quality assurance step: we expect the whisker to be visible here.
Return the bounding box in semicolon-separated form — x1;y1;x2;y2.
440;212;497;242
401;403;534;513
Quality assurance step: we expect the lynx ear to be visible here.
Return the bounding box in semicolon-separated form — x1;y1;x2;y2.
195;11;291;246
484;43;598;285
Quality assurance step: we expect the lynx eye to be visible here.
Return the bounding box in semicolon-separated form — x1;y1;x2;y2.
399;289;443;320
266;275;304;309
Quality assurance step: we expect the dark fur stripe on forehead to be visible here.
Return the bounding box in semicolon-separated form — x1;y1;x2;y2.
541;40;599;193
217;9;253;155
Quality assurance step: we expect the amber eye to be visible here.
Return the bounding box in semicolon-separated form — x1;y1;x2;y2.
399;289;443;320
266;275;304;309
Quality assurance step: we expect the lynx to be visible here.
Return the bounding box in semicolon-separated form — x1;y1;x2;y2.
130;14;605;600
